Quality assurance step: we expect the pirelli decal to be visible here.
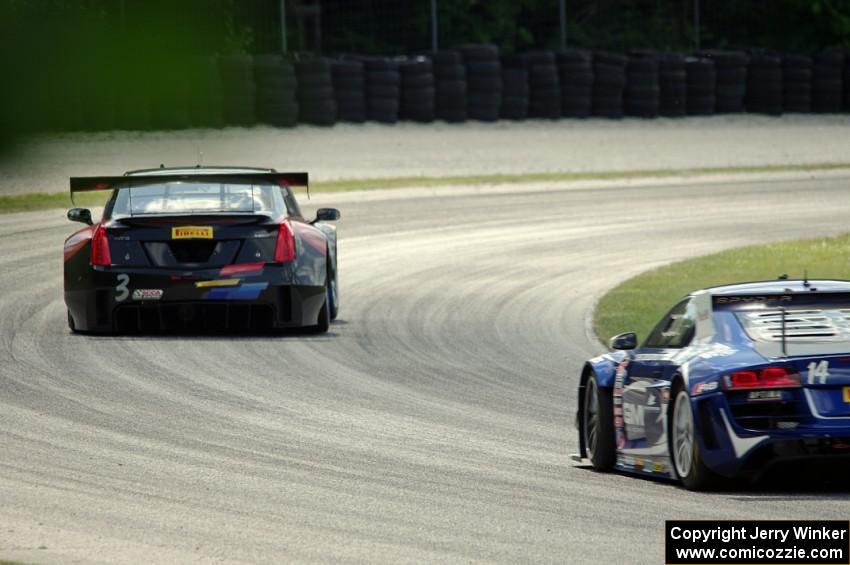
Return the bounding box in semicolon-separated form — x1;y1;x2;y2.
172;226;213;239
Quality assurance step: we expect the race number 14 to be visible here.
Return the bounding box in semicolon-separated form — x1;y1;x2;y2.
807;360;830;384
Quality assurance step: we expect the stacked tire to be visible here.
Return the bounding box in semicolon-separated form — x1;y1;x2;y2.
428;50;467;122
592;51;627;119
188;56;225;128
254;55;298;128
782;54;812;113
557;49;593;118
686;57;716;115
625;53;660;118
363;57;401;124
658;53;687;117
332;59;366;123
525;51;560;119
296;57;336;126
813;50;844;113
459;44;501;121
746;53;782;115
702;50;748;113
149;58;194;130
844;52;850;111
219;54;256;126
400;58;435;122
500;55;529;120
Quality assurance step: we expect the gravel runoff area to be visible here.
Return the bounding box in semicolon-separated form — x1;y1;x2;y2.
1;114;850;195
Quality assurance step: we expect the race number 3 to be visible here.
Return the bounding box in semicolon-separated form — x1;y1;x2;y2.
115;274;130;302
807;360;830;384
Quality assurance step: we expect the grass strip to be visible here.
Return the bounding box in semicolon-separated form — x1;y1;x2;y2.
594;233;850;346
3;161;850;214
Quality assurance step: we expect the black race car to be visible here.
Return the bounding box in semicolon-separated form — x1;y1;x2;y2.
64;166;340;333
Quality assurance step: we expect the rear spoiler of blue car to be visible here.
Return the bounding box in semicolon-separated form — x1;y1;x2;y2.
70;172;310;194
713;292;850;310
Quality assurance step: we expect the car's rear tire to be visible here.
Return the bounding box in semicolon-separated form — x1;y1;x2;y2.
328;265;339;321
312;282;331;334
67;310;79;333
583;373;616;471
669;383;725;490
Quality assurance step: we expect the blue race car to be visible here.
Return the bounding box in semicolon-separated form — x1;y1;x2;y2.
575;279;850;490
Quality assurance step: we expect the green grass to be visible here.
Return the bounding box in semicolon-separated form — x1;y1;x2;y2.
312;161;850;192
2;161;850;214
0;190;110;214
594;233;850;345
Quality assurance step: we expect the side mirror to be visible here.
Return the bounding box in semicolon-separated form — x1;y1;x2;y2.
67;208;93;225
313;208;340;223
609;332;637;351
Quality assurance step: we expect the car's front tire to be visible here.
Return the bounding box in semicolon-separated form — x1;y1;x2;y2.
669;383;725;490
583;373;616;471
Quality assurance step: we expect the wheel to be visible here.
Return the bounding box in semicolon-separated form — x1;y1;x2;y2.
669;383;724;490
583;373;616;471
67;309;79;333
312;281;330;334
328;268;339;321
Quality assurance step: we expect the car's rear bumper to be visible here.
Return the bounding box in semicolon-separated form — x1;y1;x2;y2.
65;265;325;332
694;393;850;479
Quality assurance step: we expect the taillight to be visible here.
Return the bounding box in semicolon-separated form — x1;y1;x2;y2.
722;367;800;390
90;224;111;266
273;221;296;263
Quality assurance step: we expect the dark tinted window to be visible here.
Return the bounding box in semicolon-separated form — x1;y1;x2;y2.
280;187;303;218
110;181;285;218
643;299;697;349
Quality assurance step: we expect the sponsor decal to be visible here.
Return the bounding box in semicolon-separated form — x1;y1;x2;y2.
715;295;792;304
634;353;675;362
220;262;265;277
172;226;213;239
195;278;241;288
748;390;783;402
844;387;850;403
696;344;737;360
613;360;628;449
132;289;163;301
623;402;642;426
204;282;269;301
691;381;719;395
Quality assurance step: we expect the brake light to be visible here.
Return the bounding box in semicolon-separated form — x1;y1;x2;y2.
722;367;800;390
90;224;111;266
274;221;296;263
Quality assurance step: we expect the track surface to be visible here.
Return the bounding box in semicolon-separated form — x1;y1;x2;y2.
2;176;850;564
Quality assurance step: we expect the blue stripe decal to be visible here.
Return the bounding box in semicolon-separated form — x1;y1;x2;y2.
204;282;269;301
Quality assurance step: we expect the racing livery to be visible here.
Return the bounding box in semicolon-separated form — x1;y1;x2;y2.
575;280;850;489
64;166;340;333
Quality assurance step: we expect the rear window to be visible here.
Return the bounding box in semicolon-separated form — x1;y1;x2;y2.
736;307;850;343
111;181;285;217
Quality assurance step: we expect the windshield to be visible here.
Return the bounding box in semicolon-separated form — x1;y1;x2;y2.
110;181;285;217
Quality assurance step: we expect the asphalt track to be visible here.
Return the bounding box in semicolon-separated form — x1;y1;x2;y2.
2;175;850;564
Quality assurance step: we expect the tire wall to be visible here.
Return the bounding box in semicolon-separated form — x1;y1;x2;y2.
74;47;850;131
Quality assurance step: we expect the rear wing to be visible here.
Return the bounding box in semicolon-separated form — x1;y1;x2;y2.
70;172;310;196
713;292;850;310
